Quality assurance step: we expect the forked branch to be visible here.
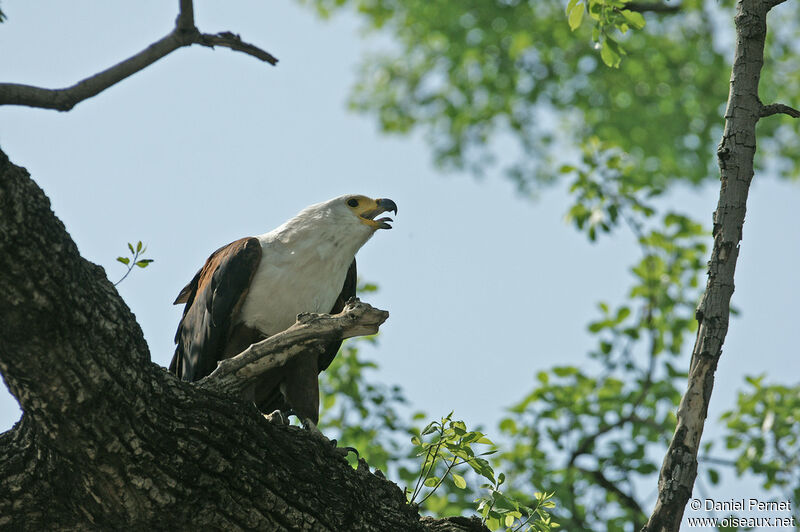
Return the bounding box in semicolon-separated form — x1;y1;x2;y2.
198;299;389;397
0;0;277;111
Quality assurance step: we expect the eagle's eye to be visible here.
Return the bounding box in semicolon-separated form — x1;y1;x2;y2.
347;198;359;208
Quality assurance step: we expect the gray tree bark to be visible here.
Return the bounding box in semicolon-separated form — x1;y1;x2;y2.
642;0;797;530
0;148;485;531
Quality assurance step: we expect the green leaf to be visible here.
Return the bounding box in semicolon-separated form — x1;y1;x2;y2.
423;476;439;487
568;3;584;31
621;9;646;30
127;242;135;254
135;259;153;268
136;240;143;252
600;39;621;68
559;164;577;174
360;282;379;293
552;366;578;377
116;257;130;265
421;422;438;435
492;491;520;512
566;0;579;15
452;473;466;489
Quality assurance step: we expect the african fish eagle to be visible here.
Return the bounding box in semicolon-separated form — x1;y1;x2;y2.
169;194;397;427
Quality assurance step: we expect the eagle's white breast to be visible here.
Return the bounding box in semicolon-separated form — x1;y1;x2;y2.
238;200;374;336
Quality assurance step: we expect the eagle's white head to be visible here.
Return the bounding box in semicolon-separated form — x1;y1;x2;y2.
300;194;397;228
263;194;397;261
276;194;396;245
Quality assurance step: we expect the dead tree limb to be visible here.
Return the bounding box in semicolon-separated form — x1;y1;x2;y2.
0;0;277;112
641;0;797;530
199;300;389;396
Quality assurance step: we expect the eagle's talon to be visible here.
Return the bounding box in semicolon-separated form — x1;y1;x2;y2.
335;446;359;460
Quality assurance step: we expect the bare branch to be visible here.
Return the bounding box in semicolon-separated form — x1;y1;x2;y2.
760;102;800;118
198;299;389;397
0;4;277;111
0;33;184;111
626;2;682;13
176;0;195;31
197;32;279;65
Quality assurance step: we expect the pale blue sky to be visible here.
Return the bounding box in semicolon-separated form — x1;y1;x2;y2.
1;1;798;525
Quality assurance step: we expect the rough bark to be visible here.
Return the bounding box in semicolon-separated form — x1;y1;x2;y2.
641;0;796;530
0;148;485;531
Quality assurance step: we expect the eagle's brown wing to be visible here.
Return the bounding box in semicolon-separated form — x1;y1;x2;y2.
170;237;262;382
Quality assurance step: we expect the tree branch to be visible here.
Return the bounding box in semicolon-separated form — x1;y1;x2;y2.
567;414;661;468
760;102;800;118
576;466;646;520
0;146;484;531
176;0;195;31
199;299;389;396
626;2;682;13
698;455;737;467
0;3;277;112
642;0;781;530
196;32;279;65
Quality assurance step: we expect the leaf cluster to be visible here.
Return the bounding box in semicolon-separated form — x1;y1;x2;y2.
297;0;771;190
705;377;800;512
407;412;496;505
563;138;660;241
408;413;558;531
114;241;154;286
566;0;645;68
479;184;707;529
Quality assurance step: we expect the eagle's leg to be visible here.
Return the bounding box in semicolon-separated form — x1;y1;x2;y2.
280;356;359;459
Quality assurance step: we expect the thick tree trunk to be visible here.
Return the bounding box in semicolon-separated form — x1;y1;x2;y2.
0;148;485;531
642;0;795;530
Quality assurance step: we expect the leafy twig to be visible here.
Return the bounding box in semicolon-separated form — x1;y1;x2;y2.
114;241;153;286
407;413;557;531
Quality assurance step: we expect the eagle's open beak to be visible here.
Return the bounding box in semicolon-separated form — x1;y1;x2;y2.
360;198;398;229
